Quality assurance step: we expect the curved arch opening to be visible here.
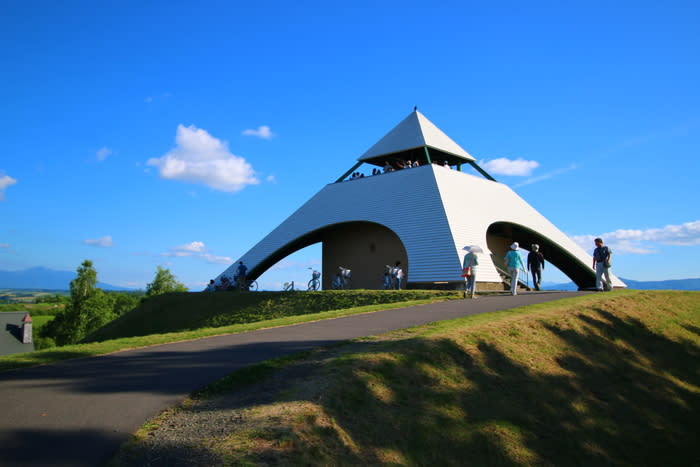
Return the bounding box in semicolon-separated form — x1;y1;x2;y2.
486;222;595;290
248;221;408;290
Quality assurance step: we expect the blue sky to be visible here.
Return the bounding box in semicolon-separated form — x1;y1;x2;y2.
1;1;699;290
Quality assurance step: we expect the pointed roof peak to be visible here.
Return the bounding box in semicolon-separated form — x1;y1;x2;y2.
358;110;475;163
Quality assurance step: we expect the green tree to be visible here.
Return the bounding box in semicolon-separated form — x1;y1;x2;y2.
41;260;116;345
111;291;144;317
146;266;188;297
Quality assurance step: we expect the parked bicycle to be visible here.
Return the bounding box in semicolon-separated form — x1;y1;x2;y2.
234;274;258;291
283;281;295;291
331;266;352;290
307;268;321;291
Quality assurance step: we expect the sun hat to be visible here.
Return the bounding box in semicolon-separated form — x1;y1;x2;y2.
510;242;519;250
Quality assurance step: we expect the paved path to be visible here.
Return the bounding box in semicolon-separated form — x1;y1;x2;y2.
0;291;587;466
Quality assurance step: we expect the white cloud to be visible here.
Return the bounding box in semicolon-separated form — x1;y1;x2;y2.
162;241;232;264
84;236;114;247
202;253;234;264
96;147;112;161
148;124;259;192
176;241;206;253
480;157;539;176
0;174;17;201
242;125;273;139
514;164;578;188
570;220;700;255
266;174;276;183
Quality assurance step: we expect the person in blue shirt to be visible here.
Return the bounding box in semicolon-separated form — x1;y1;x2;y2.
235;261;248;289
504;242;525;296
592;238;612;291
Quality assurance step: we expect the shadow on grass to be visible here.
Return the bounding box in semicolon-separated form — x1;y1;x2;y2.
681;323;700;337
112;304;700;466
282;308;700;465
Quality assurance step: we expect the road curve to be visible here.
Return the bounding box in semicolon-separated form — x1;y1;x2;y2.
0;291;587;466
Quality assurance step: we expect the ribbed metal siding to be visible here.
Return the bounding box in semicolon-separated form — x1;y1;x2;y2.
434;167;625;287
219;164;625;288
219;165;459;283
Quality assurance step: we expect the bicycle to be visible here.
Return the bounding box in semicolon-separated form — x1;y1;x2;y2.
331;266;352;290
307;269;321;291
283;281;295;291
234;275;258;291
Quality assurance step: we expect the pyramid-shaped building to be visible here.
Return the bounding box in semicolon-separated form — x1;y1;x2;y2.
217;110;625;291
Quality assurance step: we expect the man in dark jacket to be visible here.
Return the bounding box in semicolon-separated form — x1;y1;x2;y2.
527;244;545;291
592;238;613;291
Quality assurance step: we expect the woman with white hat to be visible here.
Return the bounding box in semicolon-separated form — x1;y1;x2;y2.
504;242;525;295
462;245;482;298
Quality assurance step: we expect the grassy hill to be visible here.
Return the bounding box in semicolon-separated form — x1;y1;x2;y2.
0;290;459;371
85;290;459;343
112;290;700;466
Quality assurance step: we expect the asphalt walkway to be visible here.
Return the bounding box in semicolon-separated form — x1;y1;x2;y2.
0;291;587;466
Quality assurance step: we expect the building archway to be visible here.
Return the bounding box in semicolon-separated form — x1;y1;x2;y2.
486;221;595;289
242;221;407;290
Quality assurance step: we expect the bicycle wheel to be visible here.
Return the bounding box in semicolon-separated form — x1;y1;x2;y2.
248;280;258;292
307;279;319;291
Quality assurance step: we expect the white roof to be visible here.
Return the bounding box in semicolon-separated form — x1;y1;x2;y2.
220;165;625;289
358;110;475;162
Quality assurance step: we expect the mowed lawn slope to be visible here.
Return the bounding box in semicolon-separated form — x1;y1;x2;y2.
1;290;459;371
85;290;460;341
113;290;700;466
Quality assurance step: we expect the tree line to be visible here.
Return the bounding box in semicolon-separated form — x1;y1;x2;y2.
40;260;187;347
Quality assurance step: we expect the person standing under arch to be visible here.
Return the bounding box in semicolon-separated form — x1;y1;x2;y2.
392;261;404;290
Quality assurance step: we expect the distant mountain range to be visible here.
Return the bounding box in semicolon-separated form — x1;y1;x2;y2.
0;267;134;291
543;277;700;291
1;267;698;292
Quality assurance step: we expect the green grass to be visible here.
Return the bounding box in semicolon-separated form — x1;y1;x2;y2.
0;302;65;315
84;289;459;342
0;290;459;371
113;290;700;466
30;315;54;330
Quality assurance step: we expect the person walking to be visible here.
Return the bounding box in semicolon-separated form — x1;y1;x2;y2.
383;265;393;290
392;261;404;290
527;244;545;291
592;238;613;291
462;247;480;298
504;242;525;295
